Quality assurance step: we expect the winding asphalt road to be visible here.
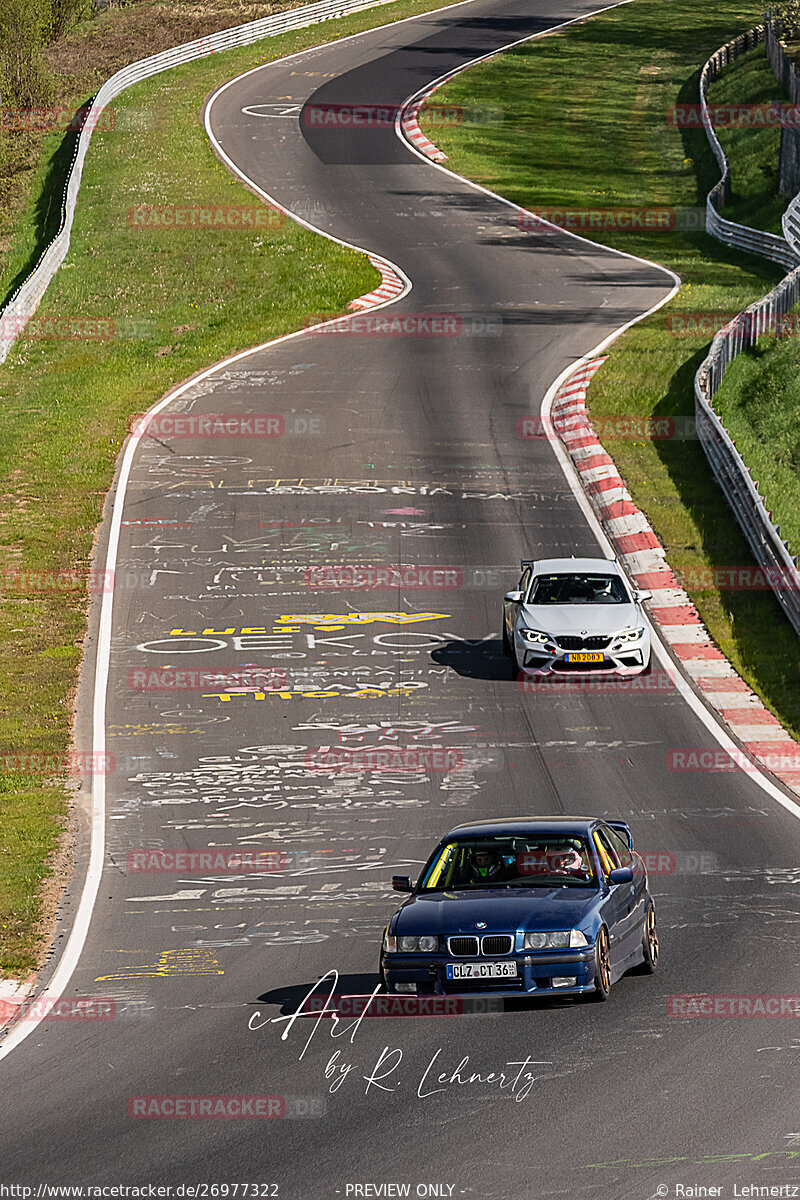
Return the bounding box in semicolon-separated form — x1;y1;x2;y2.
3;1;800;1197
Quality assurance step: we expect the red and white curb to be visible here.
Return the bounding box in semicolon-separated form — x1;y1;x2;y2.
348;253;407;310
552;357;800;795
400;95;448;162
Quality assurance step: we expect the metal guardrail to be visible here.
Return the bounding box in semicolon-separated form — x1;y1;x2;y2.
765;10;800;106
0;0;399;364
701;26;800;271
784;189;800;251
696;27;800;634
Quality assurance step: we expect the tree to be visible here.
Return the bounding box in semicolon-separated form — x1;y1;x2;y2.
773;2;800;38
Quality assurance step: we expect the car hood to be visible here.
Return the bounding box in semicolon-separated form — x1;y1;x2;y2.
518;602;640;638
394;888;598;935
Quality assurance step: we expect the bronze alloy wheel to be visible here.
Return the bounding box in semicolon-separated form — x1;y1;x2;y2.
643;904;659;973
592;926;611;1001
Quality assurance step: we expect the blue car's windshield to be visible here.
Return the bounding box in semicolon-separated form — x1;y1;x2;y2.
418;835;597;891
528;573;629;605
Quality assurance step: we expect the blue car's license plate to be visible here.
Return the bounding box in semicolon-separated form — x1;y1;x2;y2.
446;961;518;980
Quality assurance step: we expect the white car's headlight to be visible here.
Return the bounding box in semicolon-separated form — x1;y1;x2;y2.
524;930;589;950
614;628;644;643
397;935;438;953
520;628;552;644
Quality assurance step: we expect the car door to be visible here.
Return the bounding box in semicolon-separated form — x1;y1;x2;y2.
592;827;634;977
504;565;531;640
597;825;641;968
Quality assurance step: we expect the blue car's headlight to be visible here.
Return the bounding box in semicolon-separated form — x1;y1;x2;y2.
397;935;438;953
524;930;589;950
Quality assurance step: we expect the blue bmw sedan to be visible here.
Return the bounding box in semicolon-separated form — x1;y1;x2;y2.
380;817;658;1002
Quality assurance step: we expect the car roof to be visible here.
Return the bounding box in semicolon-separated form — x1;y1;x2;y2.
526;557;621;576
445;816;603;839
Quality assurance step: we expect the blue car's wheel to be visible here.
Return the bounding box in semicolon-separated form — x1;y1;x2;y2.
591;927;611;1002
640;904;658;974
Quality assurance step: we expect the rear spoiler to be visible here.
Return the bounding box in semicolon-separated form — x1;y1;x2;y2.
607;820;633;849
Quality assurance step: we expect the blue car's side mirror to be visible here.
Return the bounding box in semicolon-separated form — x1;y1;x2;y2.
608;866;634;885
392;875;413;892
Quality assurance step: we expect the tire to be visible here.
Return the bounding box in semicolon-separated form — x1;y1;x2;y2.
510;638;521;680
502;619;511;655
639;903;659;974
378;957;387;991
591;927;612;1002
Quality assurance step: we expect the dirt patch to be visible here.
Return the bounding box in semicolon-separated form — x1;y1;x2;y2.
46;0;312;89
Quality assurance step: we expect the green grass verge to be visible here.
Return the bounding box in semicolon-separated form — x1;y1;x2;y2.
421;0;800;735
712;334;800;564
0;0;467;978
706;44;788;234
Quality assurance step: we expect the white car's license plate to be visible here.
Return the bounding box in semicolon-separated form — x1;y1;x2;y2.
446;961;518;980
564;652;604;663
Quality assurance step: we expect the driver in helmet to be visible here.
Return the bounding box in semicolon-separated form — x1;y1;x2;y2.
464;845;510;885
547;844;586;878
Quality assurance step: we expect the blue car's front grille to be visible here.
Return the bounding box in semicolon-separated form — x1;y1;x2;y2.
482;935;513;955
448;936;479;957
447;934;514;956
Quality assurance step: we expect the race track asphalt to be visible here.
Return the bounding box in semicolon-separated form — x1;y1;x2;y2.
3;2;800;1196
